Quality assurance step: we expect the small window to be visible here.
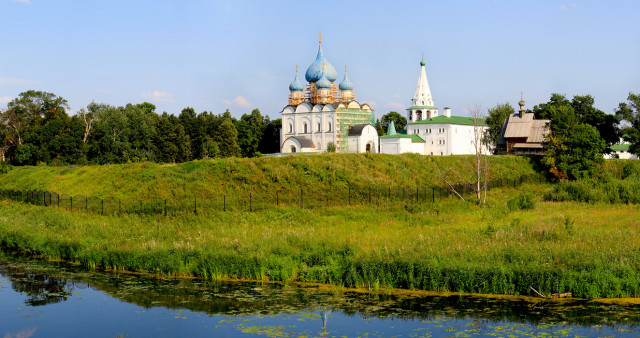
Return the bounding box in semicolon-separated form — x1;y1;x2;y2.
289;124;293;133
291;146;296;153
328;122;332;132
317;123;321;132
304;123;308;133
440;152;443;156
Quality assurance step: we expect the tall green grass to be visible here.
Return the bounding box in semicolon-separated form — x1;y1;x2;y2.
2;181;639;298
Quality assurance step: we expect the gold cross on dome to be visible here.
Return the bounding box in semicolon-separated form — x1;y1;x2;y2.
344;64;347;73
318;32;322;44
295;65;298;74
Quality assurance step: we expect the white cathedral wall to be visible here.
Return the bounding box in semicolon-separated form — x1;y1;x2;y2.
280;106;337;152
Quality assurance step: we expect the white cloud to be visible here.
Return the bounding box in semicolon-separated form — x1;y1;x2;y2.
0;96;12;104
0;76;42;86
141;90;175;103
384;102;406;112
559;3;578;10
13;0;31;4
222;95;252;109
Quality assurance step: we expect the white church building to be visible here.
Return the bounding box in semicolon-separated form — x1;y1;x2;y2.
280;37;378;154
380;59;489;156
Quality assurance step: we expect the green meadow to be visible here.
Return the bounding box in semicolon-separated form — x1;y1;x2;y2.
1;154;639;298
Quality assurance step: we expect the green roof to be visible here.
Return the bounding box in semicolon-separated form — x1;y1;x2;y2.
379;134;425;143
611;143;630;151
408;115;487;126
407;105;438;110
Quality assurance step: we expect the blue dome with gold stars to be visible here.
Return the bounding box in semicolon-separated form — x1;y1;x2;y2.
288;72;304;91
339;72;353;91
305;44;337;83
315;73;332;89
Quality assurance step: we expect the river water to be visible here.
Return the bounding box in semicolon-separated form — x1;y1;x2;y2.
1;252;640;337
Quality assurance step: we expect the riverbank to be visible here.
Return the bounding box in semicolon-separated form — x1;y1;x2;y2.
1;182;639;298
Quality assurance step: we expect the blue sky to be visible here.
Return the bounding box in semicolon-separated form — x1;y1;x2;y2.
1;0;639;120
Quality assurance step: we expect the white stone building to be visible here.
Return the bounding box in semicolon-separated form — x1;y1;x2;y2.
604;140;638;159
280;38;378;154
380;59;488;156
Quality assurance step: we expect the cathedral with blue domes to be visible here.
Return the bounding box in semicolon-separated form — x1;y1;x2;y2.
280;36;378;154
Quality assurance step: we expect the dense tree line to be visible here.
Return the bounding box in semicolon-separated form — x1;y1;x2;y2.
0;90;281;165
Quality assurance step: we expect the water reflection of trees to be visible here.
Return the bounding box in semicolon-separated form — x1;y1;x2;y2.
0;265;88;306
3;256;640;330
86;277;640;329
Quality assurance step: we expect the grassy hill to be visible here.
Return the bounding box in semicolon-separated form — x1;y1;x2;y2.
0;154;538;200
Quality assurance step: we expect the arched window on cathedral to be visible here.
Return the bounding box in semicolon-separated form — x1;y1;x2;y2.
317;122;321;132
289;123;293;133
416;110;422;121
304;123;308;133
328;122;332;132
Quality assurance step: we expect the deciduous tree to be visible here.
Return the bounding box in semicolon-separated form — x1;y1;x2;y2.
534;93;606;180
380;111;407;134
615;92;640;155
485;102;514;152
216;118;241;158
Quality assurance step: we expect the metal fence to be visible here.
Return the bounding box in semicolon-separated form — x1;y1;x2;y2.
0;174;543;216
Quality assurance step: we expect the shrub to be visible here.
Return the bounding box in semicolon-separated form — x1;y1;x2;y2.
326;142;336;153
507;193;536;211
0;161;11;174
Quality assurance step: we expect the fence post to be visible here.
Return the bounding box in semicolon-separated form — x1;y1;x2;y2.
249;193;252;212
85;197;88;212
276;191;279;207
70;196;73;212
223;195;226;212
368;187;371;204
388;186;391;200
101;199;104;216
140;200;142;214
416;186;419;202
57;194;60;208
432;187;435;203
194;197;197;215
164;199;167;216
348;185;351;205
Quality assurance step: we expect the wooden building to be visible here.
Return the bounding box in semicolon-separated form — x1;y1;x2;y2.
497;97;550;155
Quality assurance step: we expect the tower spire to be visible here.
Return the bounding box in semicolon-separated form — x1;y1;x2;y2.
413;57;434;107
